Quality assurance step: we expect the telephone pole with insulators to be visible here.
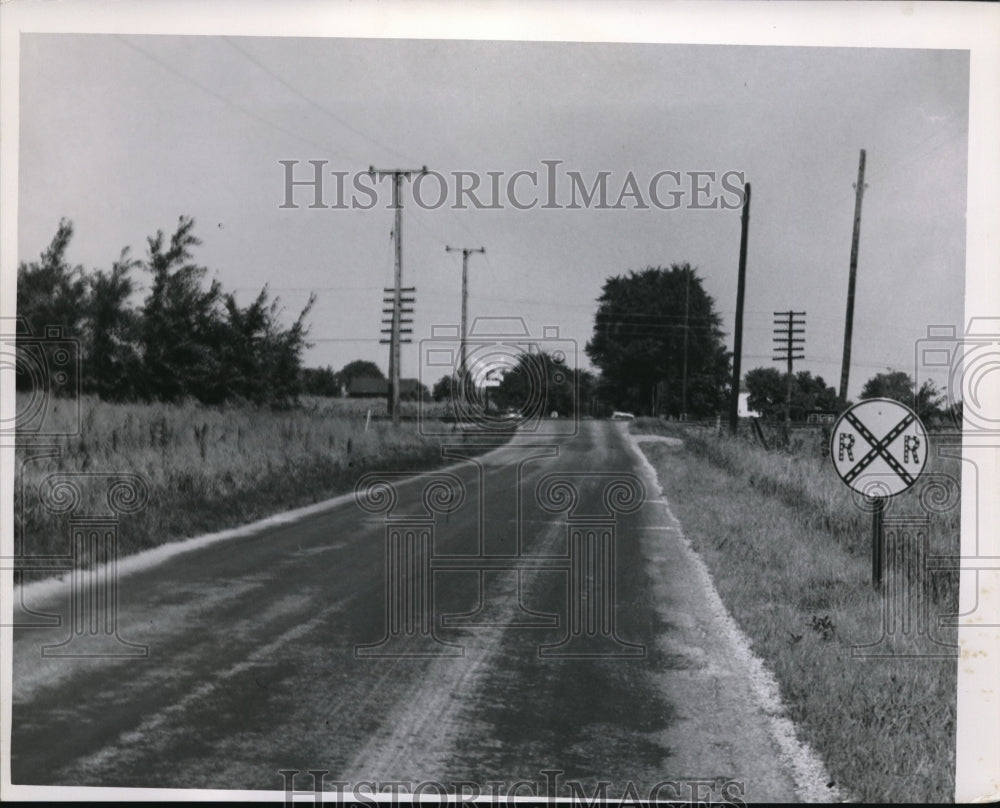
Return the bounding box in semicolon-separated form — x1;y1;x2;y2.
380;285;415;409
773;310;806;429
445;245;485;409
369;165;427;423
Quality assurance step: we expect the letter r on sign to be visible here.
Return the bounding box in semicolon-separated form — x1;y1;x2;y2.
838;432;855;462
904;435;921;464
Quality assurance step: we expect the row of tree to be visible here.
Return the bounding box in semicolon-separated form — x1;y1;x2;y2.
300;360;386;397
426;353;597;418
18;217;314;405
298;263;950;425
584;263;951;422
744;367;947;422
23;228;949;424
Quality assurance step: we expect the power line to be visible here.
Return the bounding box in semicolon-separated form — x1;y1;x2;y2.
223;37;416;165
112;35;364;165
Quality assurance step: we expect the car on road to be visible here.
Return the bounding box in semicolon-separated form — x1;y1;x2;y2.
610;411;635;421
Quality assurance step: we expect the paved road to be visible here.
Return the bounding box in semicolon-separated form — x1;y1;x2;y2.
10;420;804;800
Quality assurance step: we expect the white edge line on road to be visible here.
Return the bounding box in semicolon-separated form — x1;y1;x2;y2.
12;441;514;605
623;427;846;804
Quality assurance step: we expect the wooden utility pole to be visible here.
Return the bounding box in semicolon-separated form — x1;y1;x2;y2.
445;245;485;407
838;149;867;402
370;166;426;423
773;310;806;429
681;266;690;420
728;182;751;435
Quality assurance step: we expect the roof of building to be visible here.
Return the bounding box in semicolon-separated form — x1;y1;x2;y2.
347;377;424;396
347;376;388;395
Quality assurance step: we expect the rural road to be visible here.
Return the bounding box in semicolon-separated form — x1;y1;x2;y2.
10;420;823;801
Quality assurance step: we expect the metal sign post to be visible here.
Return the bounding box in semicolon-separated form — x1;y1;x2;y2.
830;398;928;589
870;494;886;589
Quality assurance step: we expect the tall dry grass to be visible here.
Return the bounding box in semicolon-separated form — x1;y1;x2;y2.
15;394;458;564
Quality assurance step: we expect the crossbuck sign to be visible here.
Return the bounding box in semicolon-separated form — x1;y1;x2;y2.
830;397;928;497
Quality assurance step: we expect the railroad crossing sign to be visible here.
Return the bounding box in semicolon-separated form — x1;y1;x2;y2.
831;398;928;497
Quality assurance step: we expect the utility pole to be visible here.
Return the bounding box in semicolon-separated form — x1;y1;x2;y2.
773;310;806;430
729;182;751;435
445;245;485;409
681;266;691;420
370;165;427;423
838;149;867;403
380;285;414;402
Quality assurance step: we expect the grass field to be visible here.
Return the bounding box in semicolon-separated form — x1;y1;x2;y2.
14;393;476;568
632;417;959;803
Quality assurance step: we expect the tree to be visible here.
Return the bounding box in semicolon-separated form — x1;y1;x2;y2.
301;366;341;397
138;216;226;402
585;265;730;417
860;370;944;419
493;351;592;418
745;367;845;422
19;216;317;406
432;374;457;402
338;360;384;390
84;247;142;400
219;285;315;405
16;218;89;395
945;398;963;429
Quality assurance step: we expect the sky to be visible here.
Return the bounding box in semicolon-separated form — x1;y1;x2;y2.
16;33;969;399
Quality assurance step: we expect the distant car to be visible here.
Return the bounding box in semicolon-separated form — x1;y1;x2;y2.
611;411;635;421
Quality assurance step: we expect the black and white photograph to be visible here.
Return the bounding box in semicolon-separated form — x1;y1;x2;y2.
2;1;998;803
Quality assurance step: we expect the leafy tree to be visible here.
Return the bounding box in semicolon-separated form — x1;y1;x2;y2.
860;370;944;418
301;365;341;397
218;285;315;405
338;360;384;389
20;216;317;407
16;218;89;394
745;367;845;422
84;247;142;400
401;381;430;402
138;216;226;402
432;374;457;402
493;351;591;418
945;398;963;429
585;265;730;417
